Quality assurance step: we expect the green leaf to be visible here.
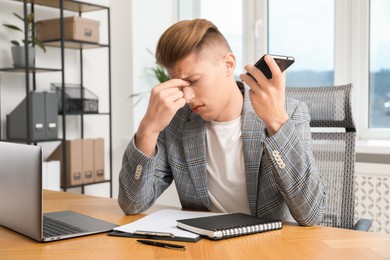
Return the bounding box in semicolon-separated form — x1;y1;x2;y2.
32;37;46;52
151;66;170;83
3;24;23;32
10;40;20;46
13;12;24;22
3;12;46;52
145;48;170;83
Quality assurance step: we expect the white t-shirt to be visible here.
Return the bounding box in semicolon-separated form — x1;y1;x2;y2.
206;116;251;214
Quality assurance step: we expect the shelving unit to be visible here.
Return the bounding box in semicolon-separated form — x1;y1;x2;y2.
0;0;112;197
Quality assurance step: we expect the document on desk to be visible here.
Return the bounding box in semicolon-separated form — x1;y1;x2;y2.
111;209;222;242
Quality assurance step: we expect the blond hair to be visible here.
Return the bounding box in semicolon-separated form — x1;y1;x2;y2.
155;19;231;69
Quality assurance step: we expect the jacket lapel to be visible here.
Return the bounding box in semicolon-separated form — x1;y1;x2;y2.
242;88;265;215
182;112;211;210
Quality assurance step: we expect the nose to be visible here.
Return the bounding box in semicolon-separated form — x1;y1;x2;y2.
182;86;195;103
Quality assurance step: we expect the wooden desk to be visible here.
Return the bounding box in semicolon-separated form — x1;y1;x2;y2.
1;190;390;260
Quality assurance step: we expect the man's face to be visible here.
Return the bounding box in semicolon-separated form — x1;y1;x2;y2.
168;49;237;122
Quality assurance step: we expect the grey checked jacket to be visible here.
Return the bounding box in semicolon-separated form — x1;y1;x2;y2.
118;83;326;226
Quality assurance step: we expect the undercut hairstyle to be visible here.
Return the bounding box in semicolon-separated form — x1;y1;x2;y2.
155;19;231;69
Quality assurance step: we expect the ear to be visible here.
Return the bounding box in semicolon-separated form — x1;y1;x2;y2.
224;52;236;76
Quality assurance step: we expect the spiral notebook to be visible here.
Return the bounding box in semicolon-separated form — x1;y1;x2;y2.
177;213;282;240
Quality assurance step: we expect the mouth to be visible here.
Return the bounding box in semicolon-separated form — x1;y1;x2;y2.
190;104;204;113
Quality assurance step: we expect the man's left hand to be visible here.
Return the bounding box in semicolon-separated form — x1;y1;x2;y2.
239;55;289;136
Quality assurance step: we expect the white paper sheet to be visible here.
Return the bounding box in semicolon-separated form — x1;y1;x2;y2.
114;209;221;239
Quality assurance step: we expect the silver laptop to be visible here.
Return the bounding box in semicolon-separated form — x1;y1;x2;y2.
0;141;117;242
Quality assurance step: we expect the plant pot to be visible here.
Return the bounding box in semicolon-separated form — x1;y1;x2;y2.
11;46;35;67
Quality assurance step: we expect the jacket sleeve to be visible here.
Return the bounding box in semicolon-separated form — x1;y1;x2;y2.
117;134;173;215
263;100;326;226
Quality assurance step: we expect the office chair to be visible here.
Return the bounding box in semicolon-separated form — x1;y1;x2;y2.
286;83;372;231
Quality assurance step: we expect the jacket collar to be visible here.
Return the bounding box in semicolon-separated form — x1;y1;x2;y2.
241;84;265;215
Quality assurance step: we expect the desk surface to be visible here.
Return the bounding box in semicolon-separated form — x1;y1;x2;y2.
1;190;390;260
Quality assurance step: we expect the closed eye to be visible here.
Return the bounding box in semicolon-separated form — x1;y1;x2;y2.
188;79;198;85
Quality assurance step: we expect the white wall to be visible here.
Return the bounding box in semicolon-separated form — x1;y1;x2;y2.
110;0;179;200
108;0;133;199
130;0;177;130
71;0;181;204
124;0;181;207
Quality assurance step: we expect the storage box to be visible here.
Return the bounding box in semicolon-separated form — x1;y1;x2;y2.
37;16;100;43
51;83;99;114
7;91;58;141
93;138;105;182
47;139;83;186
82;139;95;184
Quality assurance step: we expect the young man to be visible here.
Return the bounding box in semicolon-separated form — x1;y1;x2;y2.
118;19;326;226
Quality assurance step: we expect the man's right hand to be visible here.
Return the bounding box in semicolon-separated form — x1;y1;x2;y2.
135;79;189;157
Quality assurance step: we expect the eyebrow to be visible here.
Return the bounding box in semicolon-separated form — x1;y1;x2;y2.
183;73;201;80
170;74;198;82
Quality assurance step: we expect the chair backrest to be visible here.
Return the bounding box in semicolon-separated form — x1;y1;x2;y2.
286;84;356;229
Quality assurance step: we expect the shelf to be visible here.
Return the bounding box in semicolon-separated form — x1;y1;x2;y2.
43;40;109;49
13;0;108;12
0;67;61;73
2;0;113;197
2;138;62;143
61;179;111;189
58;112;111;116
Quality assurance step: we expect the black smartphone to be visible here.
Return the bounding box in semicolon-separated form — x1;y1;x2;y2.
247;54;295;80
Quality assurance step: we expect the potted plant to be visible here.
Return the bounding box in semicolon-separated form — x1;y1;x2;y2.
3;12;46;67
146;48;170;83
130;49;170;106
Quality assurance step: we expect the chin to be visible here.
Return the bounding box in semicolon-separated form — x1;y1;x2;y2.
198;112;217;122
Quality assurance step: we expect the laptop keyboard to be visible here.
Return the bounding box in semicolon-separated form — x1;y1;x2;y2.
43;216;86;237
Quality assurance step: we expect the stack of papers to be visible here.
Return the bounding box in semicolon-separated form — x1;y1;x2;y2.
113;209;222;241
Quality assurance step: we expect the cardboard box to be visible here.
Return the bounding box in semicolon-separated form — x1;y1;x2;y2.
47;139;83;186
37;16;100;43
93;138;105;182
82;139;95;184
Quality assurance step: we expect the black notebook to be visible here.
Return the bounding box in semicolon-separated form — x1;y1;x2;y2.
177;213;282;240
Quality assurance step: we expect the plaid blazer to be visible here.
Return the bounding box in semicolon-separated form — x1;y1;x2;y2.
118;83;326;226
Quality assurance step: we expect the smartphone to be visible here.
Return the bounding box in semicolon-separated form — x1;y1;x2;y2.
247;54;295;80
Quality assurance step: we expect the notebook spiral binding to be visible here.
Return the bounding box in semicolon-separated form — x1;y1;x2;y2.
217;222;282;239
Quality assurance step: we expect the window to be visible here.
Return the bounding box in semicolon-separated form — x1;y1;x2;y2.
200;0;243;72
180;0;390;138
179;0;243;76
369;0;390;128
268;0;334;87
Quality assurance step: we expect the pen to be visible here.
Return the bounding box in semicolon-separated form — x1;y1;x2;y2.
137;239;187;250
133;230;175;238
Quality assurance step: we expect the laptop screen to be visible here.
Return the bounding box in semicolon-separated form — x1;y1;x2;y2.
0;142;43;241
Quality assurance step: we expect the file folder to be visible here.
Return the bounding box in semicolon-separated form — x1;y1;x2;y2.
93;138;105;182
44;92;58;139
82;139;94;184
7;91;58;141
47;139;83;186
7;92;45;141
